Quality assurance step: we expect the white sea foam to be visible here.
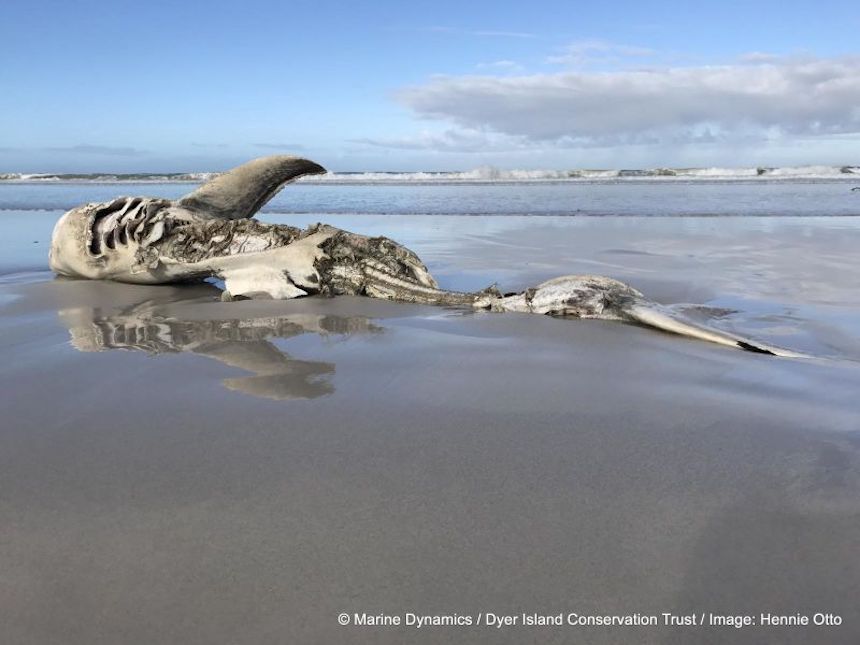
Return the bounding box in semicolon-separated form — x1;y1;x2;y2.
298;165;860;183
1;166;857;184
0;172;220;183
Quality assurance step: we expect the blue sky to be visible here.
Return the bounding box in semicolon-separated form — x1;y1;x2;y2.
1;0;859;172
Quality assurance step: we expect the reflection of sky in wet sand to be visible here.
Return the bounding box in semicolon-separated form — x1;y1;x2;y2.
57;285;382;401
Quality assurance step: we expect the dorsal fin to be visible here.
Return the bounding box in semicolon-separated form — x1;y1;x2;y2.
176;155;326;220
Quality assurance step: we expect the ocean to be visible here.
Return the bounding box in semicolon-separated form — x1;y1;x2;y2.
1;172;859;217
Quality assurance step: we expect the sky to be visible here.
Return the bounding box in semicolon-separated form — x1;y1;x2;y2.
1;0;859;172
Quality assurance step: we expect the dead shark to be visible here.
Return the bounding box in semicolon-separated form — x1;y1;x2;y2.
49;155;805;357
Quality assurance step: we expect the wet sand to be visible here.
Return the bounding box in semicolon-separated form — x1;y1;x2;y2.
1;214;859;644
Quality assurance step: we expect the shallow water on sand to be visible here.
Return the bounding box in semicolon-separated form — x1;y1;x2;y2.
1;184;859;644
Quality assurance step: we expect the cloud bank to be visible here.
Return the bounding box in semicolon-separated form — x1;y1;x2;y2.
395;56;860;149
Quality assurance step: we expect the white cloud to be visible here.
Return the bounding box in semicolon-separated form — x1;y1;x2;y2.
476;60;525;74
545;39;655;67
350;128;530;153
395;56;860;147
739;52;782;64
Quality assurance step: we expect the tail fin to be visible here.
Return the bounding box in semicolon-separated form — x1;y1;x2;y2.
625;302;808;358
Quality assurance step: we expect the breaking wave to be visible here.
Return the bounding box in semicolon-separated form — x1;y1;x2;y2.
0;172;218;183
301;165;859;183
1;166;858;184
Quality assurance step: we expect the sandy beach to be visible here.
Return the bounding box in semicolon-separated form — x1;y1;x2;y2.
1;209;859;644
